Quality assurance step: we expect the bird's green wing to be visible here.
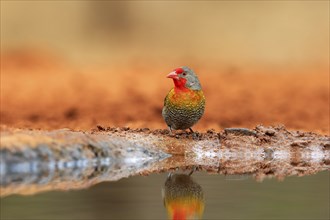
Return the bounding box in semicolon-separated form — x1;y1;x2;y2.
163;93;169;106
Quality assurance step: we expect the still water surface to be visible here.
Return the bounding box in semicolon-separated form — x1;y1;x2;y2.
1;171;329;220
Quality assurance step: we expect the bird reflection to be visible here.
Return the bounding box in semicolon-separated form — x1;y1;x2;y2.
162;171;204;220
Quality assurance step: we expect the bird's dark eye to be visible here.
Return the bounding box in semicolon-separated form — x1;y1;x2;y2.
182;72;186;76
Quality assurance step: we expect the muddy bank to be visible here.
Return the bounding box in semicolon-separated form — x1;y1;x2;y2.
1;125;329;196
95;125;329;178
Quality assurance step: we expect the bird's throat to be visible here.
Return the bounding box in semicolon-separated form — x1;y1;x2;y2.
173;78;188;92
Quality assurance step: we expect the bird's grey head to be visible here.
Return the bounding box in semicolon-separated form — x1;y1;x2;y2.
172;66;202;90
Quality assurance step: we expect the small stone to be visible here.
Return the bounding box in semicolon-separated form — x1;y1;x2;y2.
323;143;330;150
263;148;274;160
265;129;276;136
224;128;257;136
291;141;309;148
96;125;105;131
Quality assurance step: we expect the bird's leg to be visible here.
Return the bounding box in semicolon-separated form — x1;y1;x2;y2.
168;126;173;134
189;128;199;139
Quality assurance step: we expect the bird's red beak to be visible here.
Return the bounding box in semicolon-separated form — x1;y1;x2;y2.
167;71;179;80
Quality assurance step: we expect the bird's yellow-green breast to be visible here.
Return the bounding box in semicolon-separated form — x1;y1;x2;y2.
165;88;205;110
163;88;205;130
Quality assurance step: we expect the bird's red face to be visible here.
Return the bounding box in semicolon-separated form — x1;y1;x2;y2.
167;68;188;91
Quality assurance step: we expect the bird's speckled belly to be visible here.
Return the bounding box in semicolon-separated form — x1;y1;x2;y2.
162;89;205;130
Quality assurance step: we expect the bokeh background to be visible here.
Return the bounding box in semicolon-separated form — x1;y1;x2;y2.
1;1;329;133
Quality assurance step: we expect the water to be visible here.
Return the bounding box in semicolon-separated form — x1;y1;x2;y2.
1;171;329;220
1;127;329;219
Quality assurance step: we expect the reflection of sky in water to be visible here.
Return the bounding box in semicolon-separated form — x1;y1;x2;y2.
1;171;329;219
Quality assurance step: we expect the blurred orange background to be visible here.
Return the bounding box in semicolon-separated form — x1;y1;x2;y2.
1;1;329;133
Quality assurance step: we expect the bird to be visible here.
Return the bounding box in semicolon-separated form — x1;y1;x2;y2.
162;172;205;220
162;66;205;133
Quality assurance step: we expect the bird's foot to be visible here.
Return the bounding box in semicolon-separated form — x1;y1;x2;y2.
167;127;176;137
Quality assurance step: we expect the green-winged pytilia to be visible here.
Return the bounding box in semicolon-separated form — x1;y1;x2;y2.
162;67;205;133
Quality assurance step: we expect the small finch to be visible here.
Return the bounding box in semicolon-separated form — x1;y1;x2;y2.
162;66;205;133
